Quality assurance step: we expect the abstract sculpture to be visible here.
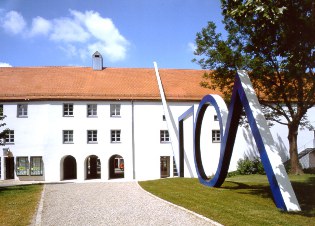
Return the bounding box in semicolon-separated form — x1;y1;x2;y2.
179;70;301;211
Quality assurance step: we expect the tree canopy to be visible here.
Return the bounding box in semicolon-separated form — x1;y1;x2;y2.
193;0;315;174
0;106;8;145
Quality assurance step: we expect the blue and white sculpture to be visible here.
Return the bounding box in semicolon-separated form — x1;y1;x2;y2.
179;70;301;211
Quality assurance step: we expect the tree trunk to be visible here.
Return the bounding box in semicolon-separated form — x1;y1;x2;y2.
288;124;304;174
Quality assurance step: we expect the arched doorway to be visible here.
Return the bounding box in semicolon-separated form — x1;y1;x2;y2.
86;155;101;179
109;155;124;179
63;155;77;180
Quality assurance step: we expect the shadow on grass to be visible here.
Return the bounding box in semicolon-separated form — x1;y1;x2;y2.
222;180;314;217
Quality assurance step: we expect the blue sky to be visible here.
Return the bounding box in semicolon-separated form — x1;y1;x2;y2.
0;0;225;69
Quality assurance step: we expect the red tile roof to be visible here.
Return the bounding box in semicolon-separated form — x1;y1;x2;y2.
0;66;220;101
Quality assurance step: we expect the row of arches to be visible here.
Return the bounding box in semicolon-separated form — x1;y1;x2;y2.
62;154;124;180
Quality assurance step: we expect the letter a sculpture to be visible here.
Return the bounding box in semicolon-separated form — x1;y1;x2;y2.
182;70;301;211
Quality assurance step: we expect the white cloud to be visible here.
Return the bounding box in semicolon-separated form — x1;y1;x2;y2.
187;42;197;53
70;10;129;62
0;62;12;67
2;11;26;34
0;9;129;62
50;17;90;42
29;16;52;36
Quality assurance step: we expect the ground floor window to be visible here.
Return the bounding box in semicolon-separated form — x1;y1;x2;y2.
30;156;43;176
16;157;29;176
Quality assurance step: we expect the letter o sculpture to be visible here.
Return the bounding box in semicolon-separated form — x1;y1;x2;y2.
194;94;228;187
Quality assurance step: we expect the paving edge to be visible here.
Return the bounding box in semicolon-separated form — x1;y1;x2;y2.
32;184;46;226
136;182;223;226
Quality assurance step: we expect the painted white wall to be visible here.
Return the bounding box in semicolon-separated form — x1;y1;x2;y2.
1;100;314;181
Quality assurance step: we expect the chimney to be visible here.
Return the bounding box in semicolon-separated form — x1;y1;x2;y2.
92;51;103;70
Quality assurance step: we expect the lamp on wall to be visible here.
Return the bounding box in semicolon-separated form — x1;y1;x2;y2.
3;148;12;157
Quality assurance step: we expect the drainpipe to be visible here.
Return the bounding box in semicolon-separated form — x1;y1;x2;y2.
132;100;136;179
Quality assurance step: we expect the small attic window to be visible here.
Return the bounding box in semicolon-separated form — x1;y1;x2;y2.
95;55;100;58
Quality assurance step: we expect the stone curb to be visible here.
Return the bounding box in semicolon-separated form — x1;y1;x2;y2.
136;181;223;226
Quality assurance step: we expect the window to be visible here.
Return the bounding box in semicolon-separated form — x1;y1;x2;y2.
111;130;121;143
160;130;170;142
63;130;73;144
162;115;166;121
17;104;28;117
30;157;43;176
212;130;221;143
16;157;29;176
87;104;97;117
0;104;3;116
87;130;97;143
110;104;121;117
63;103;73;116
214;115;218;121
5;130;14;144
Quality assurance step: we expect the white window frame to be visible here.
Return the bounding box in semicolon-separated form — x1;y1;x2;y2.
110;104;121;117
87;104;97;117
160;130;170;143
63;130;74;144
5;130;14;144
87;130;98;143
30;156;43;176
111;130;121;143
17;104;28;117
63;103;74;117
212;130;221;143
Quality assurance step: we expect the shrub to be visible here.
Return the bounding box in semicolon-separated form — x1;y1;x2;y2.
237;157;265;175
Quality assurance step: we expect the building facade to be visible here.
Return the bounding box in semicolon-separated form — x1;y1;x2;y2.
0;54;314;182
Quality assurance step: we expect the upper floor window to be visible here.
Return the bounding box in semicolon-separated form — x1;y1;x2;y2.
87;130;97;143
160;130;170;143
110;104;121;117
17;104;28;117
162;115;166;121
111;130;121;143
30;156;43;176
63;103;73;117
0;104;3;116
5;130;14;144
214;115;218;121
16;157;29;176
63;130;73;144
87;104;97;117
212;130;221;143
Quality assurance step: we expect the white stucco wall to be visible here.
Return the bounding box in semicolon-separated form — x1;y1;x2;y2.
1;100;314;181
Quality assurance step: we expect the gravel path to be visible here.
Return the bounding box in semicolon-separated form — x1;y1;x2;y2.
38;182;218;226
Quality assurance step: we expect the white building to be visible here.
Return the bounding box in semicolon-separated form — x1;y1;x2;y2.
0;54;314;182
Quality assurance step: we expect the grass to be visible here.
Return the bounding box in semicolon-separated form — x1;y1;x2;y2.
0;184;43;226
139;174;315;226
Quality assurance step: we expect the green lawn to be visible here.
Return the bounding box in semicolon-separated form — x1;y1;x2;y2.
139;174;315;226
0;184;43;226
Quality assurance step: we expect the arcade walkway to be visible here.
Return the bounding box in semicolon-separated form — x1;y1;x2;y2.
34;181;220;226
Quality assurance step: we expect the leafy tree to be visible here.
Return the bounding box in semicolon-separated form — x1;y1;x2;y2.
193;0;315;174
0;106;8;145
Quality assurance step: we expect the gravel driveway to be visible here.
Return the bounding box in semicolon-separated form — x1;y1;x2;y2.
36;181;219;226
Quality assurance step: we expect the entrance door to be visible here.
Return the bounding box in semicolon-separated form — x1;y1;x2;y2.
109;155;124;179
160;156;170;178
63;155;77;180
5;157;14;179
86;155;101;179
